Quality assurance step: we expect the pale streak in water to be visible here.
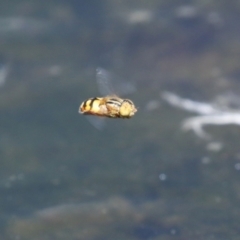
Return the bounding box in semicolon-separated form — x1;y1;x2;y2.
162;91;240;139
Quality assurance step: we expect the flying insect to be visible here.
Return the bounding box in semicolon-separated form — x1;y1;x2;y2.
79;68;137;119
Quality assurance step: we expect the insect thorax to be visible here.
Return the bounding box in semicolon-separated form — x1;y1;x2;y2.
105;97;123;108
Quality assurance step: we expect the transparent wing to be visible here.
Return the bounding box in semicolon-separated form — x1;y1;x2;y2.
96;68;115;96
86;115;106;130
96;67;136;96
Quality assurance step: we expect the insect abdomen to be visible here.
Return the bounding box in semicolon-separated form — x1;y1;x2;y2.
79;97;101;114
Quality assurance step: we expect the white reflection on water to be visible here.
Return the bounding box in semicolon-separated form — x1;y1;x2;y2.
162;91;240;140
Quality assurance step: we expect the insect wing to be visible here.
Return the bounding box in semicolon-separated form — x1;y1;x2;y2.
86;115;106;130
96;68;136;96
96;68;115;96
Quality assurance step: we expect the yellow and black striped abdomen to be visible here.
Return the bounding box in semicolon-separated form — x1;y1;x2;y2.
79;97;102;114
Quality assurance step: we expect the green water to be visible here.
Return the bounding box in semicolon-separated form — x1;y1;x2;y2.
1;1;240;239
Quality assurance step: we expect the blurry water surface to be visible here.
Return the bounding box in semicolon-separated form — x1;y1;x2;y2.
1;1;240;239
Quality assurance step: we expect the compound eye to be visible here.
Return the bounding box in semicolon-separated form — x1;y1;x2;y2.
119;101;133;117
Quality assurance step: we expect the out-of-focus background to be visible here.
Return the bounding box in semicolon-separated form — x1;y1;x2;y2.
1;1;240;239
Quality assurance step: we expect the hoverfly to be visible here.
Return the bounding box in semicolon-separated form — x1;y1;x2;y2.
79;68;137;127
